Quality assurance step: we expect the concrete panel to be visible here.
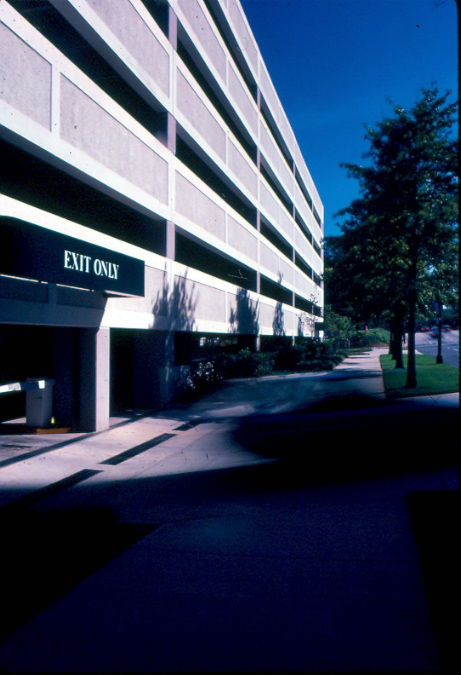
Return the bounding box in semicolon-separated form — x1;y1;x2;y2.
259;183;279;223
228;141;257;196
175;173;226;240
193;282;226;322
294;270;307;296
295;155;322;216
260;128;293;201
279;258;293;285
277;158;294;198
228;290;259;334
104;266;165;319
260;243;278;275
294;182;309;214
260;123;279;172
87;0;169;95
178;0;226;80
227;0;258;71
294;230;316;268
277;110;295;155
228;65;257;133
227;216;257;260
295;270;316;297
259;65;279;119
296;197;319;238
277;208;295;242
176;71;226;160
259;301;275;329
0;22;51;129
60;77;168;202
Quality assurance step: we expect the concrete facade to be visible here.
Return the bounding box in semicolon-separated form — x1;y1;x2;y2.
0;0;324;430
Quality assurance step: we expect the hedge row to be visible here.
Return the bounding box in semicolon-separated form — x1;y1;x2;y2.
177;330;389;400
180;339;348;398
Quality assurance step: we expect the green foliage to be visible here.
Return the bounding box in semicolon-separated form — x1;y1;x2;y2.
329;87;458;386
230;348;275;377
329;88;458;323
177;327;391;401
177;338;356;400
380;354;459;397
324;307;356;346
353;328;390;348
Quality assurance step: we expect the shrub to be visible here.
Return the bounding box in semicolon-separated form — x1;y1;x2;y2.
222;348;275;378
351;328;389;348
175;332;364;400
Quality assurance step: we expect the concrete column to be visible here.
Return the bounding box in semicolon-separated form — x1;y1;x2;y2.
53;327;78;427
166;112;176;154
78;327;110;432
166;220;175;259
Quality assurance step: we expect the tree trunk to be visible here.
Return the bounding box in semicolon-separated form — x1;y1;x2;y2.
391;313;404;368
406;288;417;388
436;299;443;364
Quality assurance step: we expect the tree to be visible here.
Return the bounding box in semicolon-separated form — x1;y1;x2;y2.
325;194;410;368
331;88;458;387
324;307;356;350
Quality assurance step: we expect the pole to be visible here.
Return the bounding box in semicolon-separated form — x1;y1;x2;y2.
436;298;443;364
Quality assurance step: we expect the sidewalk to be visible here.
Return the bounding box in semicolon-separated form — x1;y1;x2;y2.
0;348;389;496
0;348;458;672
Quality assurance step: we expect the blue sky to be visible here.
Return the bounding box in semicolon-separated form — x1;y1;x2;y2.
240;0;458;238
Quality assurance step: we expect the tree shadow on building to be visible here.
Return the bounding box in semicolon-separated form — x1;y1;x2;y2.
298;312;314;338
142;269;199;403
273;301;285;336
229;287;259;337
152;269;197;333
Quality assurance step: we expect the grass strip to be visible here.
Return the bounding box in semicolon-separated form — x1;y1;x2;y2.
380;353;459;398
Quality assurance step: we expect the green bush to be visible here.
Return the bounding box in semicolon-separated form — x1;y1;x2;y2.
268;339;339;373
351;328;389;348
176;335;362;400
221;348;275;378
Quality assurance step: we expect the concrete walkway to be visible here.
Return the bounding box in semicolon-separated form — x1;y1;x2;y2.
0;348;458;672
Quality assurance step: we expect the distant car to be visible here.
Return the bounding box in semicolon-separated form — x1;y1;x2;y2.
430;328;439;338
441;325;452;332
419;325;430;332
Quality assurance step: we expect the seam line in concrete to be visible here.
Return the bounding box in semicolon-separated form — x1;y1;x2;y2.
0;469;102;514
0;412;162;470
100;433;176;466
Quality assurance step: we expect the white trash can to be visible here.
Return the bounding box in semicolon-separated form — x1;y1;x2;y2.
26;378;55;427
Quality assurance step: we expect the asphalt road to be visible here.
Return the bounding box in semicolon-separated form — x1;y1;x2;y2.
415;329;459;368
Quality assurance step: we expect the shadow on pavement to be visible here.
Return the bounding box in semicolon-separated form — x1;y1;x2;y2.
230;399;459;485
0;505;155;642
407;490;459;673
